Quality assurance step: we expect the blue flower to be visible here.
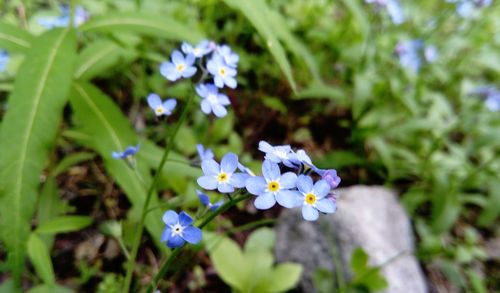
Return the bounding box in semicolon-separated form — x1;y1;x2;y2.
258;141;295;168
296;175;336;221
197;190;224;211
446;0;491;17
38;5;89;28
289;149;313;167
473;86;500;112
366;0;404;25
246;160;301;210
160;50;197;81
181;40;215;58
216;45;239;68
112;145;139;159
197;153;249;193
395;40;423;72
0;50;9;72
315;169;341;189
196;144;215;161
161;210;202;248
147;93;176;117
207;55;237;89
195;83;231;117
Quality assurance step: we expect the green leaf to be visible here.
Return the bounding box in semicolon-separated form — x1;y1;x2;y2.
80;12;204;43
351;247;369;275
295;82;347;105
74;40;134;80
68;82;164;245
478;182;500;227
257;263;303;293
36;216;92;235
0;23;34;52
26;284;72;293
52;152;96;177
37;178;69;249
223;0;297;92
27;233;55;285
209;236;247;291
0;28;76;285
244;227;275;253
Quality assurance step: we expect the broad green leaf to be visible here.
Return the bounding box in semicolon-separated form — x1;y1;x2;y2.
209;236;246;291
0;280;16;293
351;247;369;274
256;263;303;293
0;28;76;284
68;82;164;245
223;0;297;92
36;216;92;235
80;12;204;43
244;227;275;253
27;234;55;285
243;250;274;292
0;23;34;52
74;40;134;80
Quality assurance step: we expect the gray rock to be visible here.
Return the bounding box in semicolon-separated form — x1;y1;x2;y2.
275;185;428;293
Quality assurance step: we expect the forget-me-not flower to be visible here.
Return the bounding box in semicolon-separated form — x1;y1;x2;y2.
195;83;231;117
316;169;341;189
207;55;237;89
473;86;500;112
216;45;239;68
246;160;301;210
197;190;224;211
395;40;437;73
258;141;296;168
0;50;9;72
161;210;202;248
181;40;214;58
38;5;89;28
112;145;139;160
197;153;248;193
296;175;336;221
147;93;176;117
196;144;215;161
160;50;197;81
365;0;405;25
446;0;492;17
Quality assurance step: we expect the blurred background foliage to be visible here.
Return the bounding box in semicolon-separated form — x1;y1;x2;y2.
0;0;499;292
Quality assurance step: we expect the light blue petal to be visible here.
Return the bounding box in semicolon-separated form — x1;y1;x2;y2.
264;153;282;164
178;211;193;226
214;76;224;88
221;153;238;173
230;173;249;188
162;210;178;225
254;192;276;210
212;104;227;117
160;227;171;243
160;62;175;79
217;94;231;105
316;198;336;214
181;42;193;54
163;99;177;112
207;58;217;74
276;190;302;208
297;175;313;194
147;93;162;110
112;152;123;159
224;76;237;89
245;176;267;195
182;226;202;244
171;50;184;65
185;53;195;65
196;83;208;98
262;160;280;181
313;180;331;199
182;66;197;78
200;99;212;114
302;205;319;221
211;200;224;211
218;182;234;193
167;235;185;248
197;176;218;190
258;141;274;153
201;159;219;175
280;172;297;189
197;190;210;206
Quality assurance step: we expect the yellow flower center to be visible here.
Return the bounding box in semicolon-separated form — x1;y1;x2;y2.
267;181;280;192
176;64;185;72
217;172;229;183
219;68;226;76
305;193;316;205
155;106;164;115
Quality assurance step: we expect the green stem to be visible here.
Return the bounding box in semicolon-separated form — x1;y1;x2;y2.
145;193;252;292
122;92;194;292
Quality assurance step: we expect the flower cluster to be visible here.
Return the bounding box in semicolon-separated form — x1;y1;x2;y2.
365;0;405;25
160;40;239;118
446;0;492;17
38;5;89;29
0;50;9;73
394;40;437;73
472;86;500;112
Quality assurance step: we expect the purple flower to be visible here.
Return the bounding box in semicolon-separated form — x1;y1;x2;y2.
196;144;215;161
147;93;176;116
197;190;224;211
181;40;214;58
316;169;341;189
195;83;231;117
245;160;301;210
112;145;139;160
197;153;249;193
207;54;237;89
296;175;336;221
160;50;197;81
161;211;202;248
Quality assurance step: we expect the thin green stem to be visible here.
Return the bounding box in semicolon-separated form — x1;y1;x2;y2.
145;193;252;292
122;92;194;292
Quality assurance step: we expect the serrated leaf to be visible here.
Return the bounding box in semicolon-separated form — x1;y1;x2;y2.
209;237;246;291
223;0;297;92
27;233;55;285
75;40;133;80
0;28;76;285
68;82;164;245
80;12;204;43
0;23;34;52
36;216;92;235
